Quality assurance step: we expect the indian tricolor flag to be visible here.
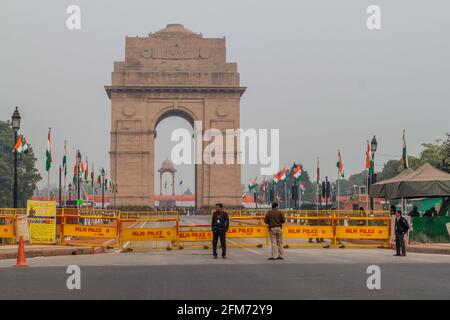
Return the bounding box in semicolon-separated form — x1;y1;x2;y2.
300;183;306;193
45;129;52;172
336;150;344;178
14;135;29;154
365;141;373;174
402;130;409;170
293;163;302;181
273;168;287;184
248;177;257;190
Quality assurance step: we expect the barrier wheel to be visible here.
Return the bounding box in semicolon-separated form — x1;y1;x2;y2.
323;245;330;249
257;244;263;248
166;247;172;251
179;245;184;250
339;245;345;249
203;245;209;250
283;244;289;249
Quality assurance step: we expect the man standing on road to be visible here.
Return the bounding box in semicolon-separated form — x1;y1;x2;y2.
394;210;409;257
211;203;229;259
264;202;285;260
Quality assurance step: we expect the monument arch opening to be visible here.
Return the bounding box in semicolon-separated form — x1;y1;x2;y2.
106;24;246;208
154;113;196;208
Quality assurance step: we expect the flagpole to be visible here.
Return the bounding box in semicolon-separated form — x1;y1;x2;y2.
63;140;67;207
47;127;51;201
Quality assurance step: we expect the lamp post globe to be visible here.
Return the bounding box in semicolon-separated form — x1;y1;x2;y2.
371;135;377;153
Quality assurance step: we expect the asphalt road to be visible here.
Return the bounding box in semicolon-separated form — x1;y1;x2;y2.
1;246;450;299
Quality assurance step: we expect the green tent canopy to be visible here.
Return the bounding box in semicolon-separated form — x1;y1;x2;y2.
369;163;450;200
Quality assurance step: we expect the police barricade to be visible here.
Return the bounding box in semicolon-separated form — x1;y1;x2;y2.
282;215;334;247
179;216;269;249
60;209;120;247
334;216;391;248
119;217;179;250
0;209;17;245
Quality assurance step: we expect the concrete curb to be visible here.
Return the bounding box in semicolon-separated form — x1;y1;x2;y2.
0;246;108;260
406;246;450;255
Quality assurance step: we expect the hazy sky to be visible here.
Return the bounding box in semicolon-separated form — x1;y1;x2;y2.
1;0;449;193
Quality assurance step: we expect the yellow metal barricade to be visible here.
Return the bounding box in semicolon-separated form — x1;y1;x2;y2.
119;216;179;250
60;208;120;247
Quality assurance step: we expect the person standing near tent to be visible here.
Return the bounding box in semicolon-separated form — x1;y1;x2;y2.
394;210;409;257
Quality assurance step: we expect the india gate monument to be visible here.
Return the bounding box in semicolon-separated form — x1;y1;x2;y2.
105;24;246;208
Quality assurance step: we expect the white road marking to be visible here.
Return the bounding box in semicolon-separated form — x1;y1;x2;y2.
227;239;263;255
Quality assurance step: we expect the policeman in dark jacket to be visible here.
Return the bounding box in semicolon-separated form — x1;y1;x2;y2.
394;210;409;256
211;203;229;259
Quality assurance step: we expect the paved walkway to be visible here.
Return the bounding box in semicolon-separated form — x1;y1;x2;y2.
0;244;107;260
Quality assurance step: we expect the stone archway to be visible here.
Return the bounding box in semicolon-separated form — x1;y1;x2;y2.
106;24;246;208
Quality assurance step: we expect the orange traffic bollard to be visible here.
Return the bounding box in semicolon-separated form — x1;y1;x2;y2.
15;235;28;267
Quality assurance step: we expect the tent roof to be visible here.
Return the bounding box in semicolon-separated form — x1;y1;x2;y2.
370;163;450;199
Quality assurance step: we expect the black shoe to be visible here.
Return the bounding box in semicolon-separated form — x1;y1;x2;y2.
401;254;406;256
222;256;226;259
277;257;284;260
268;257;277;260
393;254;401;256
213;256;218;259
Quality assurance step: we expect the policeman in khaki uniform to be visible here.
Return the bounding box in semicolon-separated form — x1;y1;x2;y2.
264;203;286;260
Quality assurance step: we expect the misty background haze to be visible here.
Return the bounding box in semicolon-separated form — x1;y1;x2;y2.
1;0;449;193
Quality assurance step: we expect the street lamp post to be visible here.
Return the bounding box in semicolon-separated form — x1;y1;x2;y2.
76;150;81;207
11;107;21;208
101;168;105;210
370;135;378;211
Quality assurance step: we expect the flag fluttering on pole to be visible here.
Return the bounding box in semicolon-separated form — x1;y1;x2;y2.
365;141;373;174
300;183;306;193
292;163;303;181
85;158;89;182
179;180;183;185
262;178;267;192
336;150;344;178
248;176;257;190
45;129;52;171
272;168;287;184
63;141;67;177
402;130;409;170
14;135;29;154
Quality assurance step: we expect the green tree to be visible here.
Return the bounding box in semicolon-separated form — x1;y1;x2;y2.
0;120;41;207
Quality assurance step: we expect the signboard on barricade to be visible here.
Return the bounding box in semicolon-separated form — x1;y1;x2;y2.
283;226;334;239
227;226;267;238
121;227;177;242
27;200;56;244
179;230;212;242
336;226;389;239
63;224;118;238
0;225;14;238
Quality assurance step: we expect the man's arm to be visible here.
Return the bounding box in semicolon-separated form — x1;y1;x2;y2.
211;213;215;231
264;212;269;225
224;212;229;232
